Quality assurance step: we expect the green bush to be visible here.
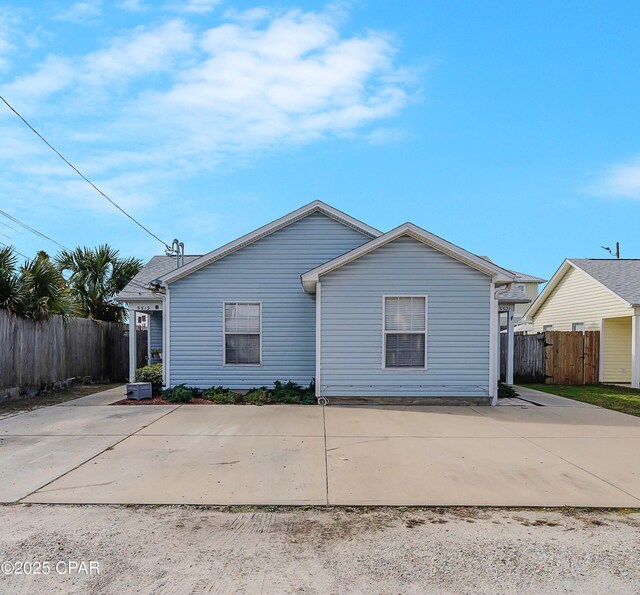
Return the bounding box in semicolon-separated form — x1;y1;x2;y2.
498;381;518;399
158;380;316;405
162;384;199;403
202;388;236;404
245;388;271;406
134;364;163;395
271;380;315;404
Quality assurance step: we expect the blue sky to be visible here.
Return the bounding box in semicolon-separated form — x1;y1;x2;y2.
1;1;639;280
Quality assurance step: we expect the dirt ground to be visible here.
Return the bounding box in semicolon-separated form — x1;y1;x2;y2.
0;384;123;416
0;505;638;594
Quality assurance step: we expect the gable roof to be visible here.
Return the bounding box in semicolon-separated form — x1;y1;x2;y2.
116;255;201;301
162;200;381;285
525;258;640;319
301;222;516;292
510;270;547;284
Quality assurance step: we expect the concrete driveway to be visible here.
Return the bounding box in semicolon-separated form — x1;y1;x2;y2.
1;386;639;506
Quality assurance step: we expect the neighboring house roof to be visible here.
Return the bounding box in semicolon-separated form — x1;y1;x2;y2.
480;256;547;284
525;258;640;319
161;200;382;285
479;257;546;284
570;259;640;306
116;255;201;301
510;270;547;283
301;222;516;292
496;284;531;304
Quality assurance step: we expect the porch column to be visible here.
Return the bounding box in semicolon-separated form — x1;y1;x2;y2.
506;305;515;385
129;308;137;383
489;283;499;406
632;308;640;389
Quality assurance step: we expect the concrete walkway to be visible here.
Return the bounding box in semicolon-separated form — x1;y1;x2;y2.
1;386;639;506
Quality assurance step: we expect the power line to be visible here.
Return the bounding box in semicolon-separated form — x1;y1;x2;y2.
0;220;21;234
0;208;67;250
0;95;171;251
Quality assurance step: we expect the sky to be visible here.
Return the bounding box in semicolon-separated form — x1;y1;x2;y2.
1;0;639;280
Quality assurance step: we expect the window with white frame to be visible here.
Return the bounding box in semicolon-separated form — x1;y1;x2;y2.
572;322;584;332
224;302;261;365
384;296;427;369
515;283;526;292
543;324;553;332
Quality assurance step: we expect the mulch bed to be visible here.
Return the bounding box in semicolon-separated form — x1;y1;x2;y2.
112;398;216;405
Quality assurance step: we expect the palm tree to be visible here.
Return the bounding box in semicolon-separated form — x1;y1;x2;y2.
0;246;25;314
0;246;73;320
55;245;143;322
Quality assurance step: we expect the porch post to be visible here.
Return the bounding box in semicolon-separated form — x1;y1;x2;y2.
489;282;499;406
506;305;515;385
129;308;137;382
632;308;640;389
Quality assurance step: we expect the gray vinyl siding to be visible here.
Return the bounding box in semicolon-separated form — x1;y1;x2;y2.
168;212;371;388
319;236;491;397
149;311;163;351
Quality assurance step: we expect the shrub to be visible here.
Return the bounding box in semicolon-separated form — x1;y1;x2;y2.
271;380;315;404
202;388;236;404
134;364;163;395
162;384;199;403
498;381;518;399
245;388;271;406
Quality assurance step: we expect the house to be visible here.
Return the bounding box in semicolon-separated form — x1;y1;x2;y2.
117;201;540;403
524;259;640;388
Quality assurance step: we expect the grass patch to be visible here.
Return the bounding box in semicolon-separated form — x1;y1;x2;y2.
522;384;640;417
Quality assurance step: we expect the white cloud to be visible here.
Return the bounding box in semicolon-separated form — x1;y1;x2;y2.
586;156;640;199
0;6;413;222
55;1;103;23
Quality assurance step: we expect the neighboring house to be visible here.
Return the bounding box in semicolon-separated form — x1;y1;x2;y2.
117;201;530;403
510;271;547;331
524;259;640;388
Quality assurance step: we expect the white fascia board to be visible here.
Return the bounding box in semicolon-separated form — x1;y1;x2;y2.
522;260;571;321
301;223;516;292
162;200;382;285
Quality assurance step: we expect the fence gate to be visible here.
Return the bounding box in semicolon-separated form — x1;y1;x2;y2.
544;330;599;385
502;331;600;385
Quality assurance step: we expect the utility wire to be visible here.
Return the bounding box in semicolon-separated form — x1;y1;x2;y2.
0;220;21;234
0;208;67;250
0;95;171;251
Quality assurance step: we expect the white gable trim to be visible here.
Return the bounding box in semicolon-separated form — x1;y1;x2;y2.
300;222;516;292
524;259;632;320
162;201;381;285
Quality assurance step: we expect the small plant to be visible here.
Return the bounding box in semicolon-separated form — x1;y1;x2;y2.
162;384;199;403
498;381;518;399
134;363;163;395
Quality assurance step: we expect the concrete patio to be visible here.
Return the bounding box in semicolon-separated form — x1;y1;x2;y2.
0;386;639;506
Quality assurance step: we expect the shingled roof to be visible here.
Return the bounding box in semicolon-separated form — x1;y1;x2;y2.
116;255;201;301
570;259;640;306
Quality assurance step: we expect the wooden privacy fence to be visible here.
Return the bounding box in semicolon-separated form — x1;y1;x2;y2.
501;331;600;385
0;310;147;396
